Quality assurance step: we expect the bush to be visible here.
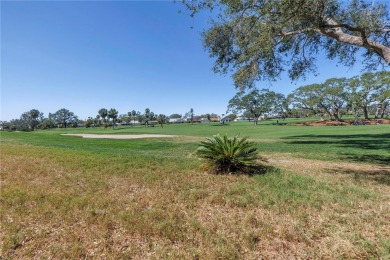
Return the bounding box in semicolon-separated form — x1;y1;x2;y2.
196;134;257;173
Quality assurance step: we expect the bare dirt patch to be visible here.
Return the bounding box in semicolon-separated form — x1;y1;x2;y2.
61;134;178;139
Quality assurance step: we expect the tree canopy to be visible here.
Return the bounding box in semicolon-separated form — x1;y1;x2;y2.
183;0;390;89
227;88;286;125
54;108;78;128
107;108;119;129
288;71;390;120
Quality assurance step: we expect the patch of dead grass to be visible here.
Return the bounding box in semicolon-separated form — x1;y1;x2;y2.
1;143;390;258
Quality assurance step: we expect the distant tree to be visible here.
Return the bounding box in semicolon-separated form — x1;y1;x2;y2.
127;110;134;126
107;108;118;129
1;121;11;131
11;118;29;131
184;0;390;89
157;114;168;128
228;114;237;121
169;113;182;119
118;114;130;124
150;112;156;121
54;108;78;128
28;109;41;130
267;93;288;119
137;113;145;125
228;88;282;125
17;109;42;131
95;115;101;127
349;71;390;119
98;108;108;125
186;108;195;124
131;110;140;126
322;78;349;120
374;72;390;118
37;113;56;130
288;84;325;119
84;117;94;128
144;108;151;127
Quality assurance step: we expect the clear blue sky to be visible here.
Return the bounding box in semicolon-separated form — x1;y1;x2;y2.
1;1;388;121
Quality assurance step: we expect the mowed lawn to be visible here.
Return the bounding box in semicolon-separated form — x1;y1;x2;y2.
1;120;389;258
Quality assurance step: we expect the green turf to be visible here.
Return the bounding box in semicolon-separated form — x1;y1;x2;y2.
1;119;389;258
1;119;389;165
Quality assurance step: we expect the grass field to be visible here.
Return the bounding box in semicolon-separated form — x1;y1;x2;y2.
1;120;389;258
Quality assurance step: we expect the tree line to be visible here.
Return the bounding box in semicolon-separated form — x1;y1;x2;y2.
227;71;389;124
1;72;388;131
0;107;203;131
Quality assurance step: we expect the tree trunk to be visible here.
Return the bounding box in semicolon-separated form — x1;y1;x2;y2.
325;111;333;120
374;102;382;119
381;102;389;118
333;112;340;121
363;107;369;119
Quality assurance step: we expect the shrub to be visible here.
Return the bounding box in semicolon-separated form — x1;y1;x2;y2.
196;134;257;173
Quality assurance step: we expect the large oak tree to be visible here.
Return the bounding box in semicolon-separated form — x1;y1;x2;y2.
183;0;390;89
227;88;285;125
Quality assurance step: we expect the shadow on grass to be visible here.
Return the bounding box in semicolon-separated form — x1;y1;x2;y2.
282;133;390;149
208;163;278;176
210;124;230;127
246;164;280;176
282;133;390;165
343;154;390;166
326;167;390;185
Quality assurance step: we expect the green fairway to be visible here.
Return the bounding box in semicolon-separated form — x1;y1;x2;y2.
2;120;389;165
1;121;389;258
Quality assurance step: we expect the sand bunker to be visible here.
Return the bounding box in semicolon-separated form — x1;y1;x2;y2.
61;134;178;139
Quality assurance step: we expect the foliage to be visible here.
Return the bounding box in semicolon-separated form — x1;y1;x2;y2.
228;88;286;125
183;0;390;89
98;108;108;125
169;113;182;119
107;108;118;129
128;110;140;126
185;108;195;123
349;71;390;119
157;114;168;127
288;72;390;120
196;134;258;173
288;78;349;120
84;117;95;128
54;108;78;128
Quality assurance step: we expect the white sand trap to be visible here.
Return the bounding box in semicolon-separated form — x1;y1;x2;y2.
61;134;178;139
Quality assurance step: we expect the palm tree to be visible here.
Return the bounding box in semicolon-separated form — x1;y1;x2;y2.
131;110;137;126
107;108;118;129
144;108;151;127
29;109;40;130
98;108;108;126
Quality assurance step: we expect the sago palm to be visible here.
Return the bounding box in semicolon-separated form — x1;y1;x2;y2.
196;134;257;173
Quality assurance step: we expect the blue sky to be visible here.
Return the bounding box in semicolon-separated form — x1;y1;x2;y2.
1;1;388;121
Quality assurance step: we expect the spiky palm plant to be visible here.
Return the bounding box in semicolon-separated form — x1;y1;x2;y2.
196;134;257;173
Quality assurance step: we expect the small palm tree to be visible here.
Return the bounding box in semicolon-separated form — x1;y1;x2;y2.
196;134;257;173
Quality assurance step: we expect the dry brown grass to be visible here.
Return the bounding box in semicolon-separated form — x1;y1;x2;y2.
1;142;389;259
